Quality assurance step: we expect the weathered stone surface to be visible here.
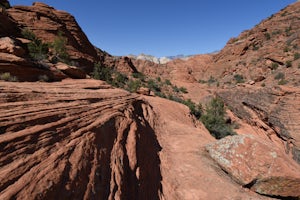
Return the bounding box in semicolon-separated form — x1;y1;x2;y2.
206;134;300;198
218;86;300;164
55;62;87;79
0;7;20;37
6;2;100;72
0;37;25;56
0;79;270;200
136;87;150;95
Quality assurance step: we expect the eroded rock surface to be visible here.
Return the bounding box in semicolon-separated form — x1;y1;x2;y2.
6;2;100;72
218;86;300;164
0;79;269;200
206;135;300;198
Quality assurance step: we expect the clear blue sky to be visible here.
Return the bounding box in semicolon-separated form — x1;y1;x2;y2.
9;0;297;57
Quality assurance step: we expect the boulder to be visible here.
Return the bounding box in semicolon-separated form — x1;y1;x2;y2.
55;62;87;79
0;37;25;56
206;135;300;198
136;87;150;95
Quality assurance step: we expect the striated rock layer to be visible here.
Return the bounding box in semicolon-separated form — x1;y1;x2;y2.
0;79;269;200
218;85;300;164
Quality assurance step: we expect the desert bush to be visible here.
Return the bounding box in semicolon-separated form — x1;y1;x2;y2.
294;53;300;60
126;79;142;92
50;31;70;64
179;87;188;94
92;62;112;82
132;72;145;81
264;32;271;40
147;79;161;92
284;46;290;52
271;63;279;70
22;29;49;61
208;76;217;84
165;79;172;85
274;72;285;80
286;60;292;68
234;74;244;83
200;97;236;139
111;72;128;88
172;85;180;93
182;99;202;118
0;72;18;82
278;79;288;85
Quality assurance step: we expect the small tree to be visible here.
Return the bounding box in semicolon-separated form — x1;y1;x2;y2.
51;31;70;63
22;29;49;61
200;97;235;139
234;74;244;83
92;62;112;82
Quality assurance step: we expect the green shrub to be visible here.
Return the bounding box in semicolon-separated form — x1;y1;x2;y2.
286;60;292;68
208;76;217;84
50;31;70;64
200;97;236;139
234;74;244;83
274;72;285;80
179;87;188;94
126;79;142;92
284;47;290;52
22;29;49;61
92;62;112;82
0;72;18;82
182;99;202;118
111;72;128;88
271;63;279;70
198;79;207;84
132;72;145;80
264;33;271;40
172;85;180;93
147;79;161;92
278;79;288;85
294;53;300;60
165;79;172;85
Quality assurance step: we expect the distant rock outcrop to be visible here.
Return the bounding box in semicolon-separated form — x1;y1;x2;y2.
206;1;300;86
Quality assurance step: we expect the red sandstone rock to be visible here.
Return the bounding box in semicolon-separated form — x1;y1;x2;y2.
0;79;270;200
0;37;25;56
55;62;87;79
136;87;150;95
206;134;300;198
6;2;101;72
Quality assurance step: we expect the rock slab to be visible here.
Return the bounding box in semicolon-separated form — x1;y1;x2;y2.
206;134;300;198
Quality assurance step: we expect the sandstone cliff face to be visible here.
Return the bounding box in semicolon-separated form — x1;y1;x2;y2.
6;2;100;72
218;85;300;164
208;1;300;86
